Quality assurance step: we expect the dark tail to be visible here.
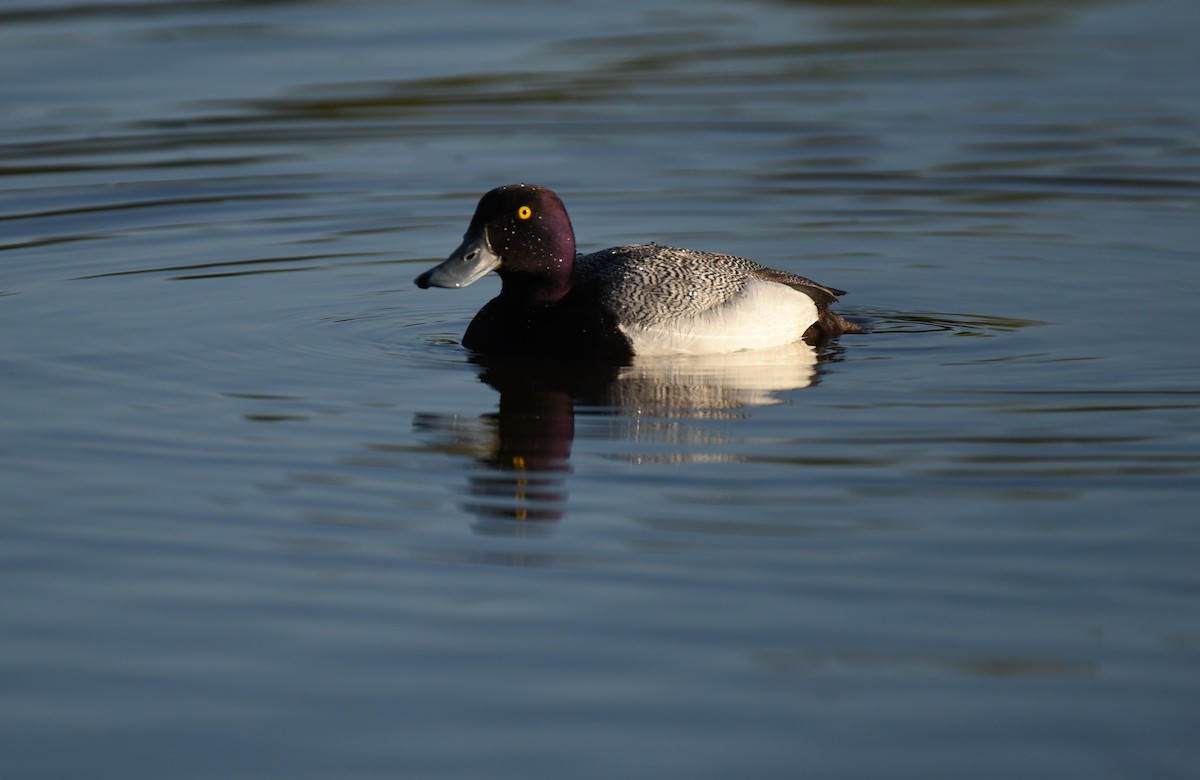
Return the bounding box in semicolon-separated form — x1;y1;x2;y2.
803;307;862;346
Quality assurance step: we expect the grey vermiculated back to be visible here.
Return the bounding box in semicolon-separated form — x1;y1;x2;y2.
574;243;842;328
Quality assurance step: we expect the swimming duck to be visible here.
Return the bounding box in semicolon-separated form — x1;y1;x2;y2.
415;184;859;360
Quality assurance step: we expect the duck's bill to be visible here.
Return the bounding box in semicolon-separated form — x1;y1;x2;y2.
414;232;500;289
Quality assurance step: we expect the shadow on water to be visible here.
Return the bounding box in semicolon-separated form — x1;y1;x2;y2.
413;342;832;534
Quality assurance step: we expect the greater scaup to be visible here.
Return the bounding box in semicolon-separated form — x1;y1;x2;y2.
415;184;860;360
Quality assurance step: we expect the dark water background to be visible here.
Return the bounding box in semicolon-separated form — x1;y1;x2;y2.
2;0;1199;777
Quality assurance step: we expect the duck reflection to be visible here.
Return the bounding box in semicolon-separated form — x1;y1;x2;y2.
414;341;824;533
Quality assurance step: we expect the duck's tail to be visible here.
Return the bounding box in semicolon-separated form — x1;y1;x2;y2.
803;307;862;346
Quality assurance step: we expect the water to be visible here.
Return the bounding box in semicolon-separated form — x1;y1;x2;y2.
3;0;1199;777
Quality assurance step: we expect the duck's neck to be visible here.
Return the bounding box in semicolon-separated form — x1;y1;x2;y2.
498;254;574;305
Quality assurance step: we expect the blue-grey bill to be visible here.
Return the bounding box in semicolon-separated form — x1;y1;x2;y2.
415;233;500;289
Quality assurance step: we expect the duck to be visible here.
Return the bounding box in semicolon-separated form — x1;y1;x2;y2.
415;184;860;361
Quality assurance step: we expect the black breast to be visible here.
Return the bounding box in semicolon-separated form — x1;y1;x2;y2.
462;291;634;362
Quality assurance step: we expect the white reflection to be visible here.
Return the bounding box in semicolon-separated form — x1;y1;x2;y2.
609;340;819;413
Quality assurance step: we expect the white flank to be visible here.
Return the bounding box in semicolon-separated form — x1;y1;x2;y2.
621;280;819;356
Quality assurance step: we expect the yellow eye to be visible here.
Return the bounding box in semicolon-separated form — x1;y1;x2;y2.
517;205;533;220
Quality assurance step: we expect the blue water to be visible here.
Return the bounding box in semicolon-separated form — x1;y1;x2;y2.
2;1;1199;778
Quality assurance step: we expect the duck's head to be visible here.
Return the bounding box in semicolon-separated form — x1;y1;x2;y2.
415;184;576;304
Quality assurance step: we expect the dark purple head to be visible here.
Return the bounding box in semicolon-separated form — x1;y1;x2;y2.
415;184;577;304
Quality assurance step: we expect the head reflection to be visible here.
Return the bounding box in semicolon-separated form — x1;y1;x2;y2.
463;369;578;530
416;342;825;533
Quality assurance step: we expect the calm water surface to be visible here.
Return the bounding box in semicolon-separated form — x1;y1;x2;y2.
2;0;1199;778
